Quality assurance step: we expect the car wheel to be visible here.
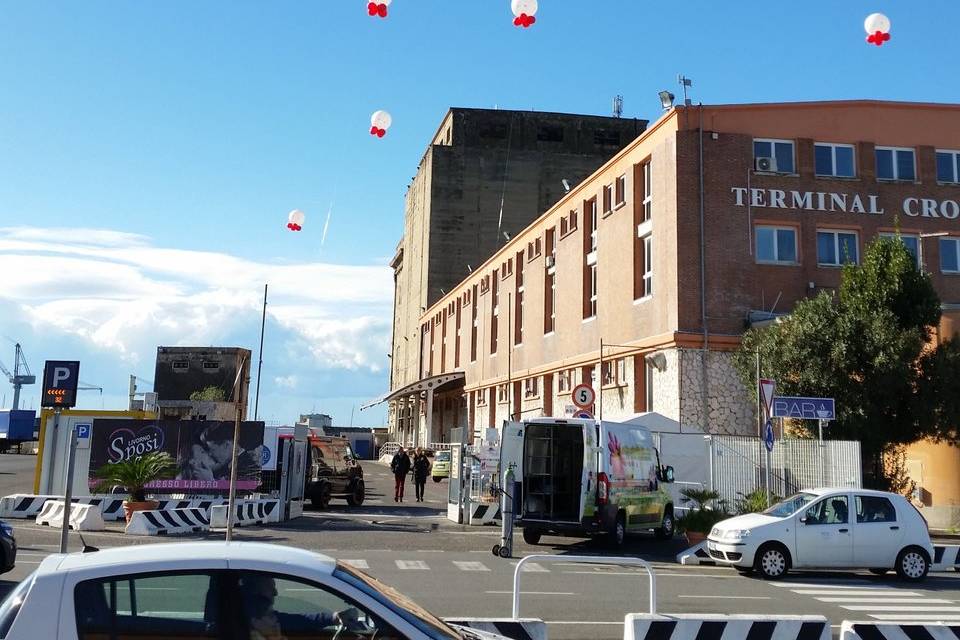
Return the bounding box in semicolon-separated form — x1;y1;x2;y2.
896;546;930;582
655;507;675;540
498;545;511;559
310;483;332;509
346;481;365;506
522;528;542;545
433;477;442;483
869;568;889;576
608;512;627;548
754;543;790;580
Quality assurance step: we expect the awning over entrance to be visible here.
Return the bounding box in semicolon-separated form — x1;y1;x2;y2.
360;372;466;411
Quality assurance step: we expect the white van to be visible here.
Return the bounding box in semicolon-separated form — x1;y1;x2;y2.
500;417;675;546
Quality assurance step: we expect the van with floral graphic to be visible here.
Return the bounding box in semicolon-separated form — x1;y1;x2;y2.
500;417;675;547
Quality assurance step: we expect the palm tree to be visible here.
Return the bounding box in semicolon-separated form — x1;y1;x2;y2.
93;452;177;502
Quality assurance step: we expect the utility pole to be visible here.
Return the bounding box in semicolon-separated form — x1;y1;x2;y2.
254;284;268;420
226;356;248;543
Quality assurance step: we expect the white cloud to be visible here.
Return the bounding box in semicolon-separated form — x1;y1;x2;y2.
274;375;299;389
0;227;394;373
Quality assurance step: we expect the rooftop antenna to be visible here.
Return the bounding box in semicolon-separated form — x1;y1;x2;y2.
612;95;623;118
678;74;693;106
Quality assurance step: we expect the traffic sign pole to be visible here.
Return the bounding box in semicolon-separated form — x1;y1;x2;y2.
59;411;75;554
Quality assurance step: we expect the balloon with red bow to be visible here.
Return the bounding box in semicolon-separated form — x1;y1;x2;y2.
367;0;391;18
864;13;891;46
511;0;537;28
370;110;392;138
287;209;305;231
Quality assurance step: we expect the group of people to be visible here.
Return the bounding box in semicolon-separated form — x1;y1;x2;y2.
390;447;431;502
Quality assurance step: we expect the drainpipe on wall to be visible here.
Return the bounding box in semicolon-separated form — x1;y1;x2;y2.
698;103;710;435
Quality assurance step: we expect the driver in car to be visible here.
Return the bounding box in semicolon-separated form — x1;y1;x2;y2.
241;574;364;640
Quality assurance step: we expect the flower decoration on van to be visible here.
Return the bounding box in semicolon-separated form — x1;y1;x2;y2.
864;13;891;46
367;0;390;19
607;432;625;478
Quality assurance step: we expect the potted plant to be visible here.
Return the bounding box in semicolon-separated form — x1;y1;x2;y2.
734;488;780;515
677;487;729;545
93;452;177;522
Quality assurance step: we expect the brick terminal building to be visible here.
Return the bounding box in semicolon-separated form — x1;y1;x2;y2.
375;100;960;524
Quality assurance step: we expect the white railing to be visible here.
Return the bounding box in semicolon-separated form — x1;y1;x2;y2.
512;555;656;618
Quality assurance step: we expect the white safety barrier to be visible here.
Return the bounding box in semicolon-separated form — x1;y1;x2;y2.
35;500;106;531
469;501;501;526
209;500;281;528
126;508;210;536
933;544;960;572
153;498;229;512
444;619;546;640
625;614;830;640
841;620;960;639
675;541;715;566
0;494;123;519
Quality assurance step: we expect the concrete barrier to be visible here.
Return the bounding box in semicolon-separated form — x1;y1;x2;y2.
841;620;960;639
444;618;546;640
126;508;210;536
933;544;960;572
675;541;716;566
209;500;281;528
154;498;228;512
0;494;126;520
468;501;502;526
35;500;106;531
624;614;830;640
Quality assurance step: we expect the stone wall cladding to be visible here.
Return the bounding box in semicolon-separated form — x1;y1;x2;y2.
679;348;755;435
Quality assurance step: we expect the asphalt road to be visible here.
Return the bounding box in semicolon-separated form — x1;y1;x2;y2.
3;457;960;639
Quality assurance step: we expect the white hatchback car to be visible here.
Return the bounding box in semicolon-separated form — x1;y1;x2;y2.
707;488;933;581
0;541;508;639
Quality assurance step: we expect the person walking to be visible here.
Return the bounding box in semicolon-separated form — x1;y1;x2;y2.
391;447;411;502
413;448;431;502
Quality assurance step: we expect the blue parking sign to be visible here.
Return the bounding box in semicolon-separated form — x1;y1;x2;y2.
763;420;775;452
75;423;91;439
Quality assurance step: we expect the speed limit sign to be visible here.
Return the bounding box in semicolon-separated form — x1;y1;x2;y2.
571;384;595;409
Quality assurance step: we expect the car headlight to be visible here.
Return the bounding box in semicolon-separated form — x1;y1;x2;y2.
724;529;751;540
0;523;12;537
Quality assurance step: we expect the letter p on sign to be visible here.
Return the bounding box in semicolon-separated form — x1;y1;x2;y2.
53;367;71;387
41;360;80;409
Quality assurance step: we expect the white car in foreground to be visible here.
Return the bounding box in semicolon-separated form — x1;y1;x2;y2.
707;488;933;581
0;541;508;639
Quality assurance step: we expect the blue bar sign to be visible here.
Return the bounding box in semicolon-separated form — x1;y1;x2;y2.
771;397;835;421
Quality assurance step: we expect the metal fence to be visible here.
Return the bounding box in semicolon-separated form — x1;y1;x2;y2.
709;435;862;506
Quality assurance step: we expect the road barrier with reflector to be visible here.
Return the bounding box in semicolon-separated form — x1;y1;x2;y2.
0;494;124;519
35;500;105;531
624;614;830;640
841;620;960;639
209;499;281;528
126;508;210;536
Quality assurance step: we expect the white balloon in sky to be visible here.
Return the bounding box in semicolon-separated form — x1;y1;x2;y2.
864;13;891;34
371;110;393;130
511;0;538;17
288;209;305;226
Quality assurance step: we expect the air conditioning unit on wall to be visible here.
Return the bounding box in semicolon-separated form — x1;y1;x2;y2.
755;156;777;172
545;255;556;269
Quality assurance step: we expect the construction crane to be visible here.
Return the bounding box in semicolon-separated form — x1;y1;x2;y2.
0;344;36;410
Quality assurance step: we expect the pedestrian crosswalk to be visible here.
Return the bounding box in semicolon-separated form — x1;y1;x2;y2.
772;579;960;622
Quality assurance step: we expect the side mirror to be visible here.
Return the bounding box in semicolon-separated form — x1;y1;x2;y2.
664;466;675;483
799;517;808;525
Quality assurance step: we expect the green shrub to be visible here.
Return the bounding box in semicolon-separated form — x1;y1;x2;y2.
734;489;780;515
677;508;730;534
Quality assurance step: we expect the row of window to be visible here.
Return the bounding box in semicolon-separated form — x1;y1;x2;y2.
753;226;960;271
754;138;960;183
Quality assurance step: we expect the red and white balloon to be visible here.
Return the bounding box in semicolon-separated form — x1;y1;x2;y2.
511;0;537;28
864;13;891;46
367;0;391;19
287;209;305;232
370;110;392;138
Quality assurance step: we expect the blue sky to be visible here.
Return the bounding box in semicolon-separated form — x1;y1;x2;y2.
1;1;957;425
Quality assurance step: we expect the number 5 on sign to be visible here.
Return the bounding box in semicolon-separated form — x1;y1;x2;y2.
572;384;595;410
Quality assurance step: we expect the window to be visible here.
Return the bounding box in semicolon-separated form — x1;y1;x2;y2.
490;270;499;354
817;230;859;266
601;359;627;387
557;369;571;393
476;389;487;406
802;495;849;525
586;198;598;252
615;174;626;206
470;284;478;362
814;143;856;178
641;161;652;222
0;572;32;638
235;571;401;640
937;150;960;183
856;495;897;524
641;235;653;297
497;384;509;403
454;300;461;368
876;147;915;181
941;237;960;273
201;361;220;371
515;252;524;346
602;184;613;215
172;360;189;372
879;232;920;269
754;139;795;174
587;264;598;318
644;360;655;411
523;377;539;399
544;227;556;334
75;571;222;640
755;226;798;264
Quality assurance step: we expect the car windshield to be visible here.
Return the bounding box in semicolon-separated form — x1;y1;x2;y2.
334;563;461;639
763;492;817;518
436;452;450;462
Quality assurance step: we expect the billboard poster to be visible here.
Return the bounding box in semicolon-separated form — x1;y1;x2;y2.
89;420;265;493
